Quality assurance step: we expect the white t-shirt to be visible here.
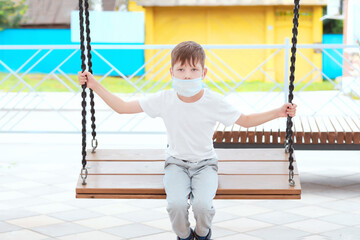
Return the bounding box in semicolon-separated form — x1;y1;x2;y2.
139;88;242;162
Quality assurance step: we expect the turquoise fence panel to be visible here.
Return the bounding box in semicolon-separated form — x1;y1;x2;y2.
0;29;144;76
322;34;343;79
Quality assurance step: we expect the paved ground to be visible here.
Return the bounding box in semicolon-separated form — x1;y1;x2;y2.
1;133;360;239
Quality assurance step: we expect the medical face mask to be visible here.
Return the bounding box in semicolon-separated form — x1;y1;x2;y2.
171;75;205;97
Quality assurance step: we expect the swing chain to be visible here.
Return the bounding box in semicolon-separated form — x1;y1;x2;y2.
81;167;88;185
79;0;97;174
79;0;88;178
285;0;300;187
84;0;98;154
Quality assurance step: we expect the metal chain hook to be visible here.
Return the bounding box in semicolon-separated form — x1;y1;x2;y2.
289;169;295;186
91;139;98;153
81;167;88;185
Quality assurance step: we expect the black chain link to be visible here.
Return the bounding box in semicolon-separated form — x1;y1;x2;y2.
285;0;300;186
79;0;87;175
79;0;98;184
84;0;97;152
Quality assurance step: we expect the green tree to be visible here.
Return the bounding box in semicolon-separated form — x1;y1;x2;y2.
323;19;343;34
0;0;28;31
322;6;343;34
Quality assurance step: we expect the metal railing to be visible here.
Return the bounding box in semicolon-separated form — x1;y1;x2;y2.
0;40;359;133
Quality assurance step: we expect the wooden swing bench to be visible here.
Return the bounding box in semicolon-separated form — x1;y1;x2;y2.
76;0;302;201
76;148;301;200
213;115;360;150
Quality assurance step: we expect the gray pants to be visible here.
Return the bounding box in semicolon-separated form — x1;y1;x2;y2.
163;155;219;239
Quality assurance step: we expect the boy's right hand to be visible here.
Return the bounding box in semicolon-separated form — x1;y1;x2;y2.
78;70;98;90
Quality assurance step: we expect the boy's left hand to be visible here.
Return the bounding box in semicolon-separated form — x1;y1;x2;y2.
279;103;297;117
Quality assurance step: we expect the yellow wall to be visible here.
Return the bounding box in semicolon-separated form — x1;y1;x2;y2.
128;0;144;12
141;5;323;84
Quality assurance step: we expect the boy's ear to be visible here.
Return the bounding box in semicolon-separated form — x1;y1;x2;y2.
169;67;172;76
203;67;207;78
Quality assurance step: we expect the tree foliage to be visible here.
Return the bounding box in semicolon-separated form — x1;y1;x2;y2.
322;5;344;34
0;0;28;31
323;19;343;34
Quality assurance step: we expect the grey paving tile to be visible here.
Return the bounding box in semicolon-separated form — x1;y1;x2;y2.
48;209;103;221
315;176;360;188
316;199;360;212
212;211;240;223
318;213;360;226
0;229;51;240
115;209;168;222
6;215;64;228
284;219;344;234
25;202;77;215
209;226;238;239
301;235;331;240
37;177;77;186
321;226;360;240
0;175;29;184
127;231;174;240
220;204;272;217
250;199;306;211
57;230;122;240
0;221;21;233
102;223;164;238
248;210;307;225
284;205;340;218
215;233;263;240
20;186;67;197
0;209;38;221
214;217;273;232
315;188;360;200
299;192;337;205
0;190;30;201
315;169;359;178
0;196;53;209
31;222;91;238
247;225;309;240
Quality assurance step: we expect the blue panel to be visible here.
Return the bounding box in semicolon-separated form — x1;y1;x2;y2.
0;29;73;45
70;11;145;43
322;34;343;79
0;29;145;76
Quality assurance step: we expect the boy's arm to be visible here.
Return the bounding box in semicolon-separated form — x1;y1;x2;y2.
235;103;296;128
92;83;143;114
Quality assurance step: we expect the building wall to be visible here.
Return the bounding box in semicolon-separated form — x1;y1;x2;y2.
144;5;324;83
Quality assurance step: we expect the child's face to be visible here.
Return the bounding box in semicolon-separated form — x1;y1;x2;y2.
170;60;207;80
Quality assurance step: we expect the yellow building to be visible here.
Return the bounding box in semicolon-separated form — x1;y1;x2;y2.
130;0;325;84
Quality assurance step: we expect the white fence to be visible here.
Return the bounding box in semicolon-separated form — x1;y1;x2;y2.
0;41;359;133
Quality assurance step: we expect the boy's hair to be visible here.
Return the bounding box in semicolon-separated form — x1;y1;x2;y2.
171;41;206;69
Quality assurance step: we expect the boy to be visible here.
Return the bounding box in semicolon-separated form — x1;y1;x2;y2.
78;41;297;240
